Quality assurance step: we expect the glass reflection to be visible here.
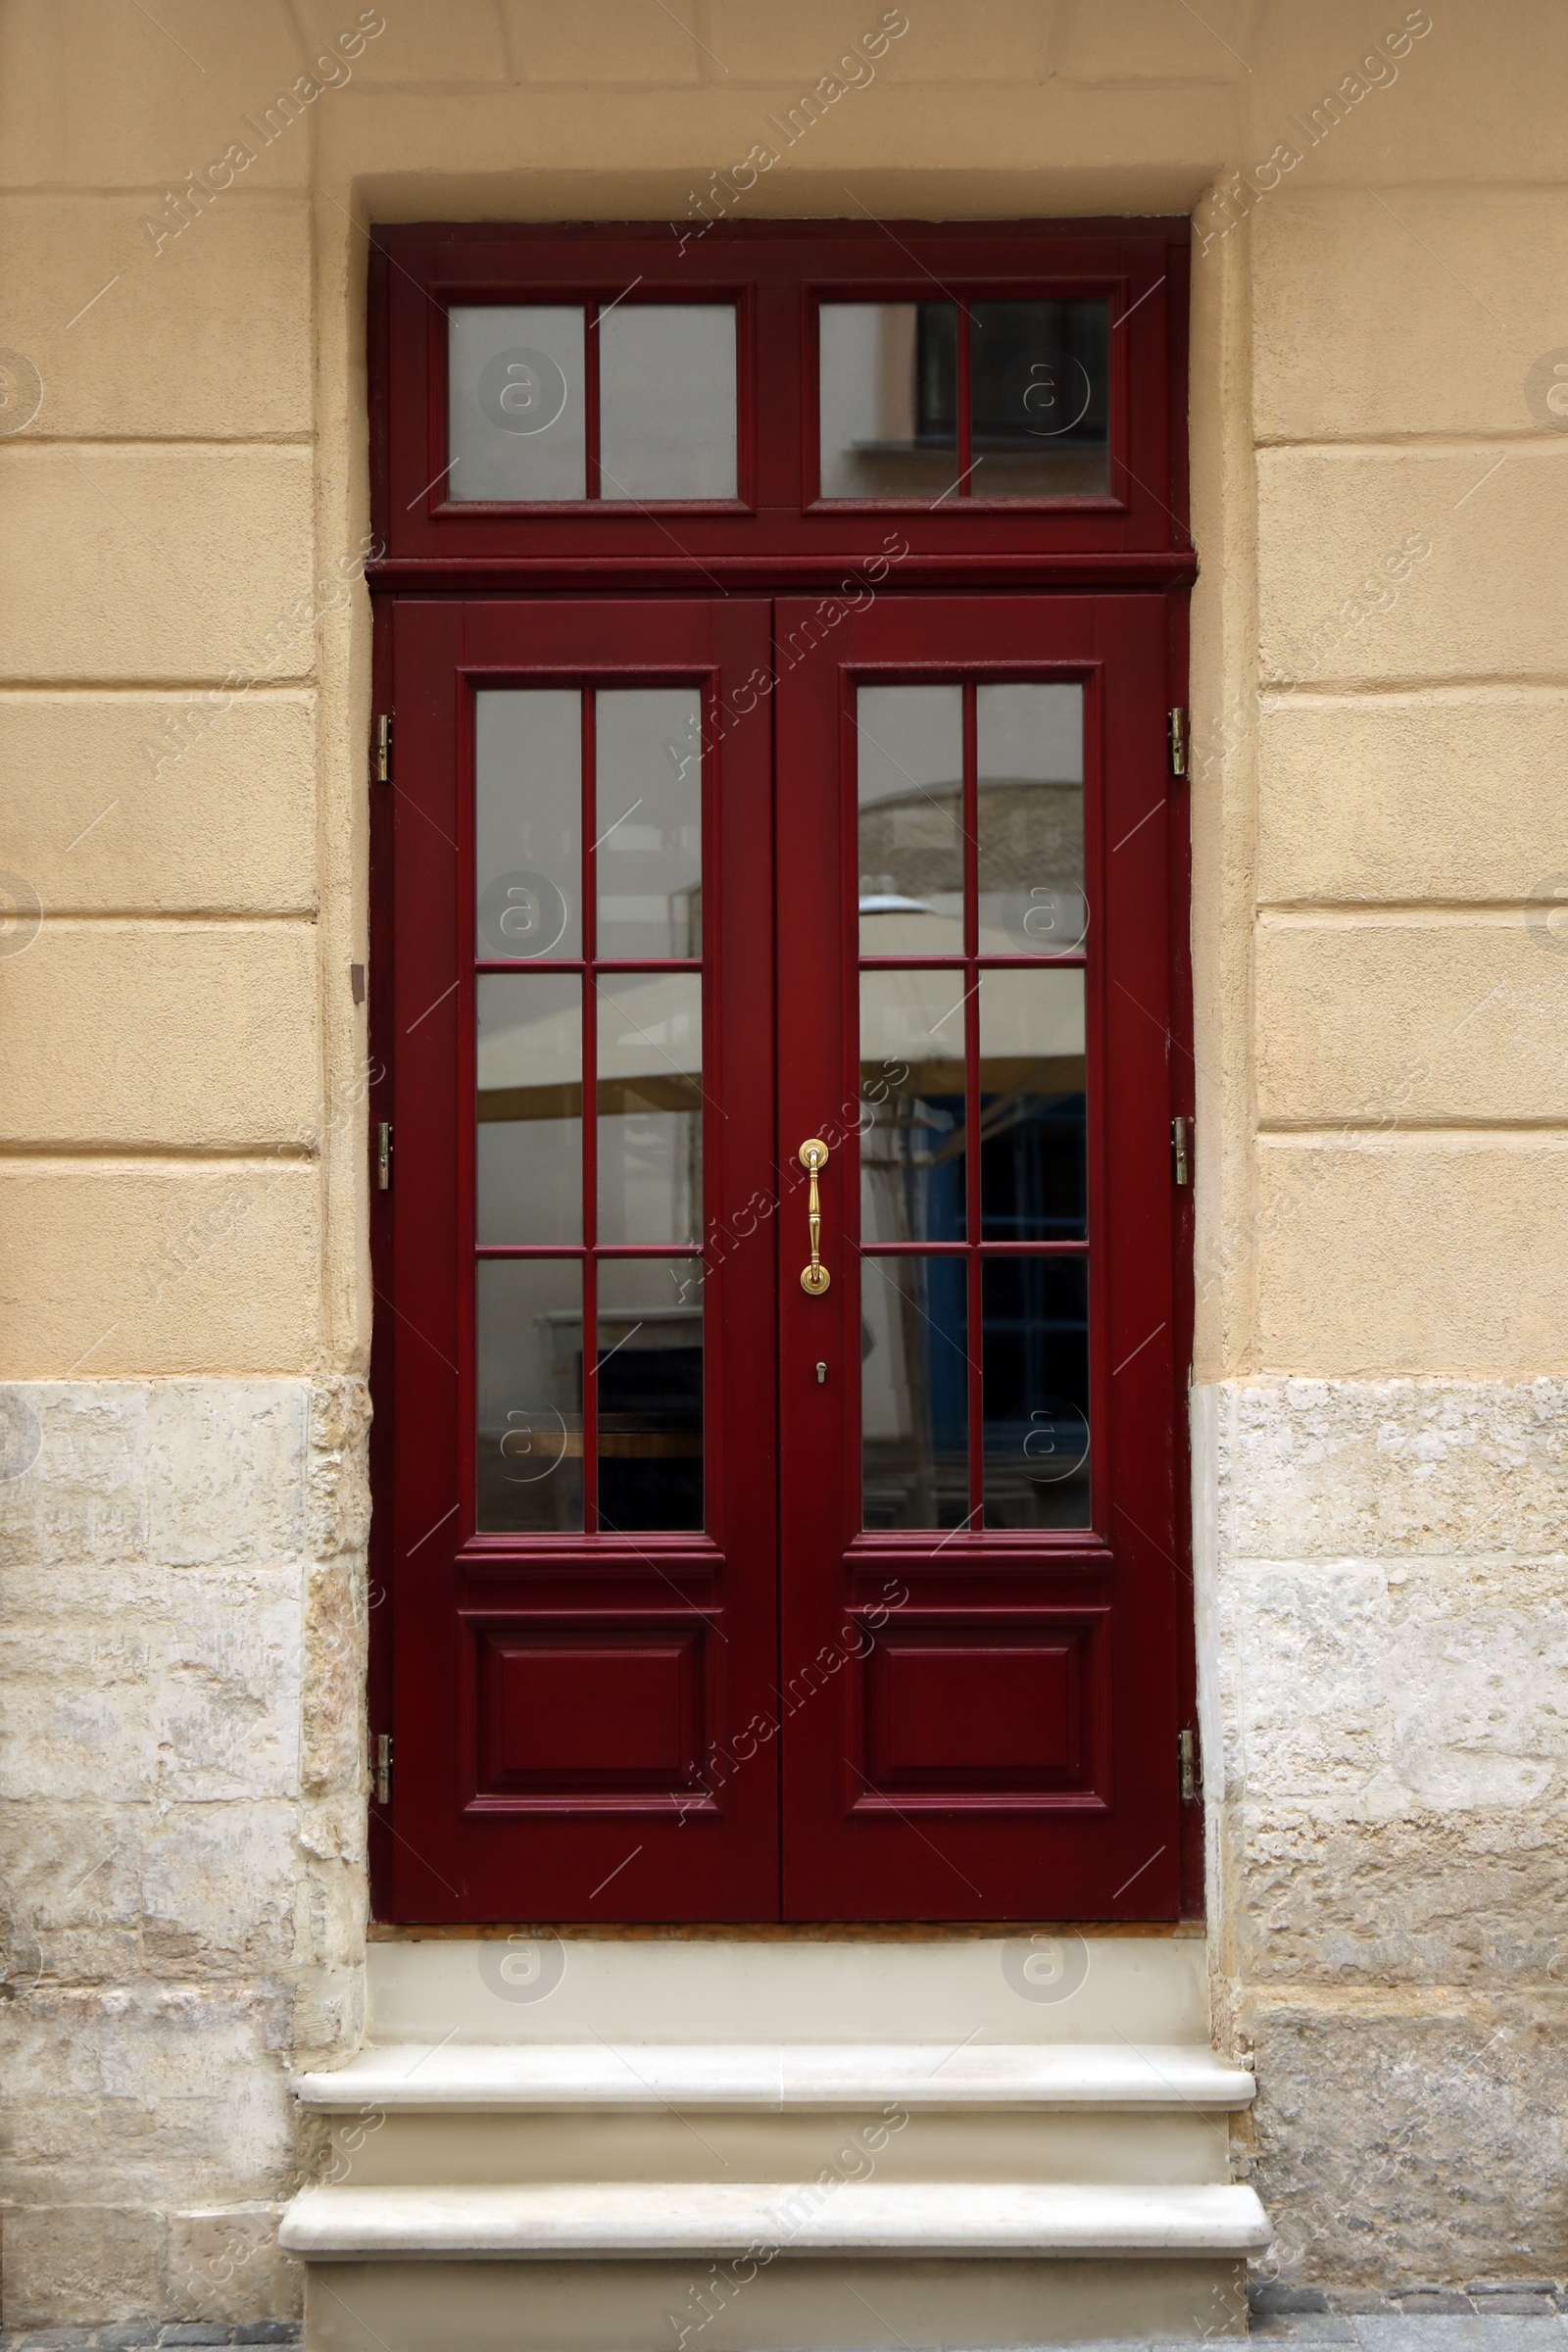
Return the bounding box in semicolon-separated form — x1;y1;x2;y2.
597;972;703;1246
981;1256;1090;1530
595;688;703;959
449;306;586;502
819;302;959;499
599;307;737;502
596;1257;704;1533
477;974;582;1246
857;684;964;956
976;683;1085;955
476;689;581;961
978;969;1086;1243
860;1254;969;1531
969;301;1109;497
860;970;965;1247
476;1258;585;1534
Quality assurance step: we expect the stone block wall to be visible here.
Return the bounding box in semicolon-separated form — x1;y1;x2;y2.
1200;1380;1568;2283
0;1379;368;2326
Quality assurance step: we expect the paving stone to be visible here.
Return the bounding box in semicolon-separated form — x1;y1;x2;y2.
1468;2286;1562;2300
1251;2319;1358;2341
1257;2288;1335;2315
1399;2296;1480;2316
1331;2295;1398;2316
1354;2319;1568;2352
156;2332;231;2347
97;2333;165;2349
232;2329;301;2346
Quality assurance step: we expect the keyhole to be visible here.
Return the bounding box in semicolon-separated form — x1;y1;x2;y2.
815;1362;828;1385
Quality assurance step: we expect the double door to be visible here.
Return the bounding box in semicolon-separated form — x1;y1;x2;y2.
375;590;1186;1922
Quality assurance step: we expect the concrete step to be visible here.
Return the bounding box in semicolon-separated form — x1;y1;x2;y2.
283;2178;1272;2260
294;2040;1256;2112
290;1941;1267;2347
284;2181;1269;2350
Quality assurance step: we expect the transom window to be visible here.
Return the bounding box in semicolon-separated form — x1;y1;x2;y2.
373;220;1185;563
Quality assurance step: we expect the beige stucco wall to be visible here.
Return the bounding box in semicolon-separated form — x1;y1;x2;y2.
2;0;1566;2323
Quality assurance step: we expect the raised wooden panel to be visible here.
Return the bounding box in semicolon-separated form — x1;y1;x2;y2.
470;1618;705;1803
858;1615;1105;1799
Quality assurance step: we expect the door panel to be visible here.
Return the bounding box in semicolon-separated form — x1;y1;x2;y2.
775;594;1181;1921
385;598;780;1921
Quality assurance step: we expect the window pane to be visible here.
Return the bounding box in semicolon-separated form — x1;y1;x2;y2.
595;687;703;959
860;971;965;1247
599;307;737;501
596;1259;704;1533
969;300;1109;497
819;302;959;499
861;1254;969;1531
857;684;963;956
979;970;1086;1243
976;683;1085;955
449;306;586;502
476;689;581;961
981;1257;1090;1530
477;974;582;1246
477;1258;585;1533
597;973;703;1246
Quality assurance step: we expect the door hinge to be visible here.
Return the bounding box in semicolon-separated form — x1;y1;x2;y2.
1167;707;1189;777
376;1121;393;1192
374;1731;393;1805
1179;1726;1200;1804
374;712;393;784
1171;1115;1192;1187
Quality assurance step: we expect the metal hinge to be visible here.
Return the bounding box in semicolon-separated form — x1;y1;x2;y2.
1167;707;1188;777
374;1731;393;1806
377;1121;393;1192
1179;1727;1200;1804
374;712;393;784
1171;1115;1192;1187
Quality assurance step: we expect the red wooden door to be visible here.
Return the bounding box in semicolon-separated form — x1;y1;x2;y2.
774;594;1183;1921
382;596;782;1921
376;591;1185;1924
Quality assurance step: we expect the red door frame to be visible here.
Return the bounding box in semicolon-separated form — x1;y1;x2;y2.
365;220;1200;1925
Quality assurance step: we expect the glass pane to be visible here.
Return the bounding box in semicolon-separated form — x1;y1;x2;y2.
449;306;586;502
979;970;1086;1243
595;688;703;959
819;302;959;499
477;975;582;1246
596;1259;704;1533
476;689;581;961
981;1257;1090;1530
861;1255;969;1531
477;1258;585;1534
969;301;1110;497
976;683;1085;955
599;307;737;502
597;973;703;1246
857;685;964;956
860;971;965;1247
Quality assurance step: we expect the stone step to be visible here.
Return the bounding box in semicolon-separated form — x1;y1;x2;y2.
282;2178;1272;2261
293;2040;1255;2112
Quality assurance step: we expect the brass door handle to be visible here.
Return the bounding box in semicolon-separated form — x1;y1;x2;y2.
799;1137;830;1296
